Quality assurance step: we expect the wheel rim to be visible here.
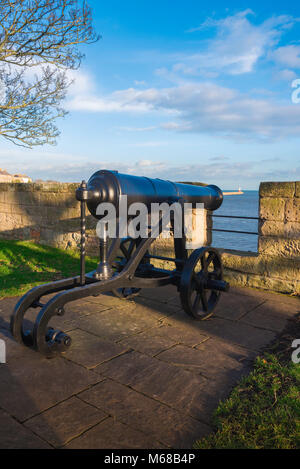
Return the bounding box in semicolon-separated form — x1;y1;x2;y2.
180;247;223;320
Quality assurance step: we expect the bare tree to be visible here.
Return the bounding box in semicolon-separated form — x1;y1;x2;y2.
0;0;99;147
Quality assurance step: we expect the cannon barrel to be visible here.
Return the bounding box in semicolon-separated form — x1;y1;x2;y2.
78;170;223;219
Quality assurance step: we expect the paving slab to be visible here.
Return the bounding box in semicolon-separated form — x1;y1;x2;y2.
119;330;176;357
156;339;254;381
240;300;300;332
0;351;101;421
163;313;277;351
0;296;20;330
0;409;51;449
137;285;178;304
145;323;209;348
78;379;211;449
24;396;108;448
64;417;164;449
229;286;300;306
94;351;211;419
213;292;266;321
75;303;167;342
63;329;130;369
85;292;136;308
0;285;297;449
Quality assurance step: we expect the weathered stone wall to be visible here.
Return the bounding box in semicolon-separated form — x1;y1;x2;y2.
0;180;299;295
0;182;97;254
222;181;300;295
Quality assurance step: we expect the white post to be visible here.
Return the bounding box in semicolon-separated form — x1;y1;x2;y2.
0;339;6;364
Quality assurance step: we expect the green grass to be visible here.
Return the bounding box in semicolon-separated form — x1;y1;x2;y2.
0;240;98;297
194;320;300;449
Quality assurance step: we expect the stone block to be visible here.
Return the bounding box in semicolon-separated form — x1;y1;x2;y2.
294;280;300;294
3;213;23;230
259;197;285;221
264;257;300;281
38;192;79;208
246;273;296;295
223;270;248;287
0;201;12;214
259;237;300;259
222;252;265;275
259;220;300;239
2;191;18;205
0;183;15;192
285;198;300;222
15;191;39;206
259;181;295;198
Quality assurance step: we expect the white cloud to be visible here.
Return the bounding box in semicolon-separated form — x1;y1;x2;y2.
274;69;297;81
67;81;300;140
182;11;296;76
0;147;298;187
63;13;300;141
271;45;300;68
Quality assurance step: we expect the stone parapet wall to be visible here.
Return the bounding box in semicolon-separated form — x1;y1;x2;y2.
222;181;300;295
0;180;299;295
0;182;97;254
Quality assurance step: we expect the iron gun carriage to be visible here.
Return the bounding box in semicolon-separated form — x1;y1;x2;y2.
11;170;229;357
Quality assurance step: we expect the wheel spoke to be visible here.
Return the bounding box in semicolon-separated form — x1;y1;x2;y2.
127;239;135;258
180;247;224;320
206;252;216;268
120;243;129;259
200;291;208;311
193;272;202;290
193;293;201;311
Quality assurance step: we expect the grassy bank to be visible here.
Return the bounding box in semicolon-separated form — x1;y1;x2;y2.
194;316;300;449
0;240;97;297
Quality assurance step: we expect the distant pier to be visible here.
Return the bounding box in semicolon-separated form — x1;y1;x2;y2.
223;191;244;195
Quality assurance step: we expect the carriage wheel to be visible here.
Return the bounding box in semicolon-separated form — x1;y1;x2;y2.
180;247;223;320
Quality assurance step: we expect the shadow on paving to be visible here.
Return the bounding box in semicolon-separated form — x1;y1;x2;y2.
0;284;299;448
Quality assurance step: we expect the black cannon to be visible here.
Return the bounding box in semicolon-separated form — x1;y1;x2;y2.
11;170;229;357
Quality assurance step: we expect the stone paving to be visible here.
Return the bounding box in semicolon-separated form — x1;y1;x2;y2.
0;286;299;449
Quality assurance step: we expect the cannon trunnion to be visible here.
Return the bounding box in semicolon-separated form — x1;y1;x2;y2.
11;170;229;357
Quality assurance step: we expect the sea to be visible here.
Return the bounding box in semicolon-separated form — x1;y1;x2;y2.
212;190;259;253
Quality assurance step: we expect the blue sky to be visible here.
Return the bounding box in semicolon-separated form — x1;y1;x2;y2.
1;1;300;189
